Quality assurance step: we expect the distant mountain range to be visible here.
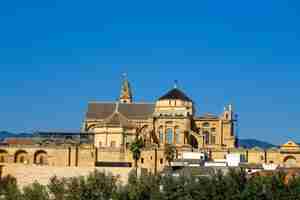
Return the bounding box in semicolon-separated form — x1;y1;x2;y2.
0;131;276;149
0;131;33;141
238;139;277;149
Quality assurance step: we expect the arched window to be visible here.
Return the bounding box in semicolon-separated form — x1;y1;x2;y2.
203;122;210;128
159;126;164;144
0;150;7;163
166;128;173;144
15;150;28;164
175;127;180;144
34;150;48;165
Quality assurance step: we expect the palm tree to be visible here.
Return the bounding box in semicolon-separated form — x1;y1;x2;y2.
164;144;176;167
130;136;144;177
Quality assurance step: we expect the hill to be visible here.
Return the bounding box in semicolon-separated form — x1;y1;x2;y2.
0;131;33;141
238;139;276;149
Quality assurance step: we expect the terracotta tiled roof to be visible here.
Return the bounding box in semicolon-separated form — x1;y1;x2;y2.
4;138;34;145
86;102;155;120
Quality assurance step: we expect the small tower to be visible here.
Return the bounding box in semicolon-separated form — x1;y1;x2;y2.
119;73;133;104
223;104;233;120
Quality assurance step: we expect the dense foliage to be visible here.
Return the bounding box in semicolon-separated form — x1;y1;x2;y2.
129;137;144;176
164;144;176;166
1;169;300;200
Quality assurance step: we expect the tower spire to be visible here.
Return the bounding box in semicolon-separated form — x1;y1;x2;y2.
119;73;133;104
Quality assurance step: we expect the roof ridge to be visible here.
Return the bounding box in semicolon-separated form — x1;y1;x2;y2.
103;109;132;127
88;101;115;104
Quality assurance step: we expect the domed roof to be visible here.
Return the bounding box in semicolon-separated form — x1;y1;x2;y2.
158;88;192;102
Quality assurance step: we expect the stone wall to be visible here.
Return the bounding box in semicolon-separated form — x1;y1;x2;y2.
1;164;132;188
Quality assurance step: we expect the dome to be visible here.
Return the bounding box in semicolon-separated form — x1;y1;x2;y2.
158;88;192;102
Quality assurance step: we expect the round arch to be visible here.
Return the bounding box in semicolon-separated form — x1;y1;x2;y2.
283;156;297;168
0;149;8;163
34;150;48;165
14;150;29;164
86;124;97;131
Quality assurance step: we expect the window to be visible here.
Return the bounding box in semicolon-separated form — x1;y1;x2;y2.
204;131;209;145
166;128;173;144
159;127;164;144
150;156;152;160
231;126;234;136
141;158;144;164
175;127;180;144
211;128;216;132
39;156;44;165
160;159;163;164
0;156;4;163
20;156;25;163
203;122;210;128
111;141;116;148
99;141;102;147
260;155;264;161
211;135;216;144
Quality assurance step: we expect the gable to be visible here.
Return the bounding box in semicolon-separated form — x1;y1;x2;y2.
86;102;155;120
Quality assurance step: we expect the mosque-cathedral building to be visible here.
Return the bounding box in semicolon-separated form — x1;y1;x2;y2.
1;76;300;175
84;76;235;151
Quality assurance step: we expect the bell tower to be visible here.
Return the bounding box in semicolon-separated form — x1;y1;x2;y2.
119;73;133;104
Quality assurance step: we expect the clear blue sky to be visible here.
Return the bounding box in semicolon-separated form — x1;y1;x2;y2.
0;0;300;144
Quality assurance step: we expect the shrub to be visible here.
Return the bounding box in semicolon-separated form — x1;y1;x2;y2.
22;182;49;200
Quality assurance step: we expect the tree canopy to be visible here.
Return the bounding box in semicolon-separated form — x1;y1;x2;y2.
1;168;300;200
